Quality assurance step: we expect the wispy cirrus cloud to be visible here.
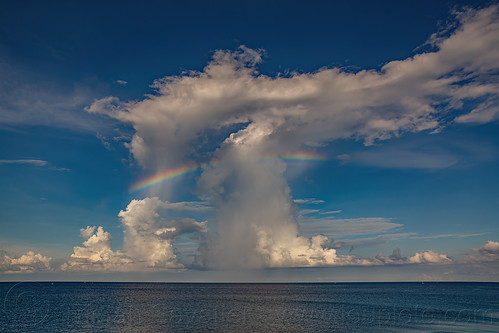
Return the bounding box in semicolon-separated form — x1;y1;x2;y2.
0;59;119;133
332;233;484;252
332;233;416;251
0;159;69;171
411;233;485;240
299;209;320;215
319;210;343;215
162;201;212;211
336;134;497;170
293;198;325;204
337;149;460;169
299;217;403;237
0;159;48;166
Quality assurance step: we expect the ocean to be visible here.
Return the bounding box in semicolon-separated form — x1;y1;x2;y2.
0;282;497;332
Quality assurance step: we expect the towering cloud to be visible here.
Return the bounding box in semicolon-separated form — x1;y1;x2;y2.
61;226;131;271
86;6;499;269
118;197;207;268
63;198;208;270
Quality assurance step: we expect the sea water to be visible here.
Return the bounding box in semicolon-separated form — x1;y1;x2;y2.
1;282;497;332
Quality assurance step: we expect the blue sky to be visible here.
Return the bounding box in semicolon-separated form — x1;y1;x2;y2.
1;0;498;281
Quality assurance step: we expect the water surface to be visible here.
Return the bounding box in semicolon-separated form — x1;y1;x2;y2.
1;282;497;332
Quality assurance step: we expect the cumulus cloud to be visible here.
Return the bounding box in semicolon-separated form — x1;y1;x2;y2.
445;240;499;265
255;232;339;267
458;240;499;263
0;249;51;273
407;250;452;264
478;240;499;256
374;248;451;265
59;220;494;271
118;198;207;269
85;6;499;269
369;241;499;267
61;226;131;271
62;198;208;271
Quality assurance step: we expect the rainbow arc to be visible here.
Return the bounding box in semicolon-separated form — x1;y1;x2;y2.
129;151;326;193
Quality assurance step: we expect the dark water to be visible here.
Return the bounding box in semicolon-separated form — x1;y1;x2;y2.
0;282;497;332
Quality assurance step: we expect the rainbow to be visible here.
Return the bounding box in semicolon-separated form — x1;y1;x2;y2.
129;151;327;193
129;164;199;193
279;151;326;162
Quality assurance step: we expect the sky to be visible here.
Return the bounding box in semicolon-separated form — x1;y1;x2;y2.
0;0;498;282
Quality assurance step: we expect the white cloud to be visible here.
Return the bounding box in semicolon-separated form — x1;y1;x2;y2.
0;159;48;166
410;233;484;240
334;233;416;250
0;249;51;273
330;233;483;252
299;217;403;237
374;248;451;265
61;226;131;271
114;80;128;85
293;198;325;204
319;210;343;215
254;231;339;267
299;209;320;215
373;241;499;266
462;240;499;263
85;5;499;269
478;240;499;256
62;198;209;271
0;159;70;171
0;60;113;131
337;134;497;170
195;155;345;269
407;250;452;264
118;198;184;268
455;97;499;124
162;201;212;211
89;5;499;170
446;240;499;265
